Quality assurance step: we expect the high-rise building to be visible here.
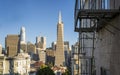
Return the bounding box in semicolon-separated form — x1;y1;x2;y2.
55;11;65;66
36;36;46;62
20;27;27;52
38;50;46;63
0;44;2;54
46;48;55;66
36;36;46;50
20;27;26;44
64;41;70;67
51;42;56;50
5;35;20;57
27;42;36;54
71;42;79;75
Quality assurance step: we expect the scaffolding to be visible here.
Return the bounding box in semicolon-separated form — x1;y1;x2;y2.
74;0;120;75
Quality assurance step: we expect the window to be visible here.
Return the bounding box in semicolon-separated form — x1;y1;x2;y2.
14;62;18;67
75;64;79;70
102;0;110;9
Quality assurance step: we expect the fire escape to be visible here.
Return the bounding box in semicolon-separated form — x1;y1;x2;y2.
74;0;120;75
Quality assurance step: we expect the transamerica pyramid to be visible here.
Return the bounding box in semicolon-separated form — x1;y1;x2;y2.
55;11;65;66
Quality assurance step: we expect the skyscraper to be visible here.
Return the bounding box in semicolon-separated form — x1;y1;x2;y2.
36;36;46;50
20;27;27;52
5;35;20;57
51;42;56;50
55;11;65;66
20;26;26;44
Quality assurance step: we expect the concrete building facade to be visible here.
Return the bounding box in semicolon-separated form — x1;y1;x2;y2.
0;54;9;75
71;42;79;75
12;53;31;75
94;0;120;75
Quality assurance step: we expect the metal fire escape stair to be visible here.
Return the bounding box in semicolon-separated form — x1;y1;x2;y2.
75;9;120;32
74;0;120;75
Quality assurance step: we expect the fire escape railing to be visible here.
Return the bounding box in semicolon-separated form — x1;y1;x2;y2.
75;0;120;32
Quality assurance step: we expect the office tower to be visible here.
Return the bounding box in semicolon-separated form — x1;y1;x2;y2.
64;41;69;51
36;36;40;43
36;36;46;50
38;50;46;63
51;42;56;50
0;44;2;54
36;36;46;62
5;35;20;57
64;41;70;67
20;27;26;44
46;48;55;66
71;42;79;75
55;11;65;66
27;42;36;54
20;27;27;52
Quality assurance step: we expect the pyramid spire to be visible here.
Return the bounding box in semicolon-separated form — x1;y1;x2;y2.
59;11;62;23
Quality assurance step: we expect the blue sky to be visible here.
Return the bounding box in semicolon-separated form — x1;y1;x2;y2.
0;0;78;48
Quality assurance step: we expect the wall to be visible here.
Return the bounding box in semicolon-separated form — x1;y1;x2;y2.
95;13;120;75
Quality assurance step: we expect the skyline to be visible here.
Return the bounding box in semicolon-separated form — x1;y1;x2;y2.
0;0;77;48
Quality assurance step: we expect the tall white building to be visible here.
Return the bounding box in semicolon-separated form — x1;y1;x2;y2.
20;26;26;44
20;26;27;53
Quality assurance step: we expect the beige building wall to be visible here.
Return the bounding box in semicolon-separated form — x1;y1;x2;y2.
13;53;31;75
0;55;9;74
95;15;120;75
